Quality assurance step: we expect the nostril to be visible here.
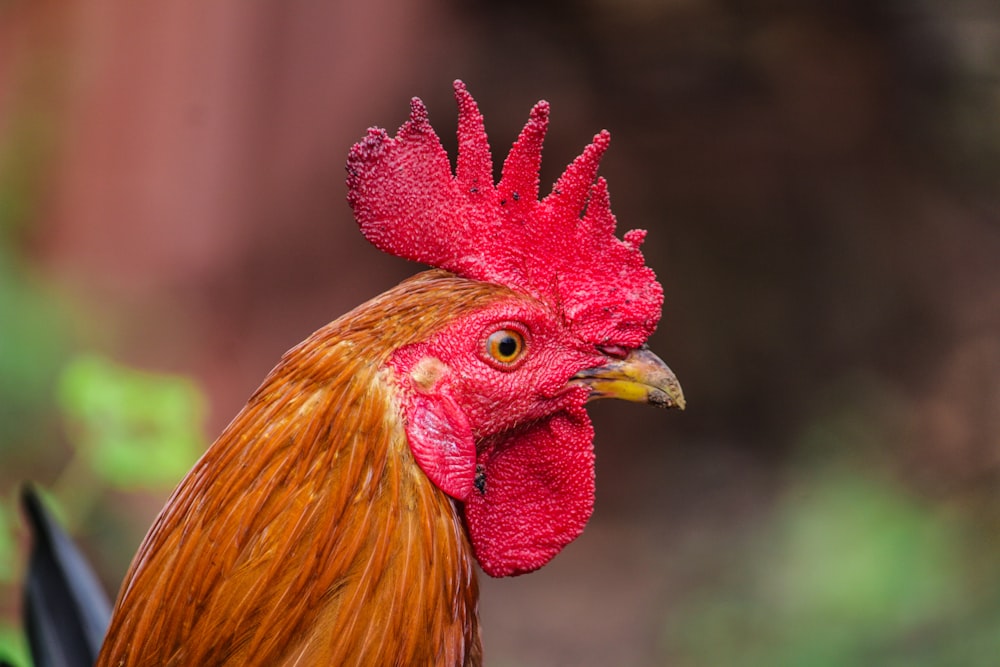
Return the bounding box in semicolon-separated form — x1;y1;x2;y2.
596;344;628;359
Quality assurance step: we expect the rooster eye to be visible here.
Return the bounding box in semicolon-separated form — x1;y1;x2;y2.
484;328;526;367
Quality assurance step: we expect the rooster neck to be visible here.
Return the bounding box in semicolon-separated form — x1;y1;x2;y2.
96;277;502;666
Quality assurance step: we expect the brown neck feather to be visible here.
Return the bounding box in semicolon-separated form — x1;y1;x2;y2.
96;272;507;666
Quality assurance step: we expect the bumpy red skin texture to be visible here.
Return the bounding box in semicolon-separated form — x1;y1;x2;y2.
348;81;664;577
465;401;595;577
398;384;477;501
346;81;663;350
389;295;604;577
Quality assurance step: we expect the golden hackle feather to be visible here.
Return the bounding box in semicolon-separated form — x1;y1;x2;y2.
95;272;519;666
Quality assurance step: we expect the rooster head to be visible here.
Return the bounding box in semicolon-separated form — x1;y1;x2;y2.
346;81;683;577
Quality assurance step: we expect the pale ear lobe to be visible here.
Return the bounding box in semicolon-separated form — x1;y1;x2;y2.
403;390;476;500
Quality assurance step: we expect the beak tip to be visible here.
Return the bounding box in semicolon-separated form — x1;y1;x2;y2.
649;387;686;410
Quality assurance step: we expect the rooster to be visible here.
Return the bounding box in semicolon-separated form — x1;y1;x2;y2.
36;80;687;666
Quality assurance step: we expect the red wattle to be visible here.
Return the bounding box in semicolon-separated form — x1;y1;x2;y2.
463;404;595;577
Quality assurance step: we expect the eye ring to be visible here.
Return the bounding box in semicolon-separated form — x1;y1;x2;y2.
483;326;527;369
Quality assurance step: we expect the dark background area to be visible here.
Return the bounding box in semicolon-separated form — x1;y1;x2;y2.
1;1;999;665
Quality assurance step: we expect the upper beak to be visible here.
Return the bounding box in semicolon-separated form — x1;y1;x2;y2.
570;346;685;410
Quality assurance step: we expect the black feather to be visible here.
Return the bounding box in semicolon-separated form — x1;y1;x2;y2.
20;485;111;667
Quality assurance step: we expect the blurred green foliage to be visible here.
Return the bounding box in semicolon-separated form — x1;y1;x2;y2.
662;429;1000;667
0;247;73;465
0;626;28;667
57;355;205;490
0;506;13;586
0;354;205;666
774;469;958;635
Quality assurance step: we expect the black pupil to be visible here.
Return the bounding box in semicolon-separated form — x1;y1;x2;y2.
497;335;518;358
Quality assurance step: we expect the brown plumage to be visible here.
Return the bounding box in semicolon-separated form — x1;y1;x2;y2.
95;82;683;665
98;274;492;665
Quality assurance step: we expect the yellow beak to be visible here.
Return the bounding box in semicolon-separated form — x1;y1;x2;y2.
571;346;685;410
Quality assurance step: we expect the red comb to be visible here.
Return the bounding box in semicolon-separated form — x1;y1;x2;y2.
346;81;662;348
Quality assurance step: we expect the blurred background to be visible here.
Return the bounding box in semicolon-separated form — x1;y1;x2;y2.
1;0;999;665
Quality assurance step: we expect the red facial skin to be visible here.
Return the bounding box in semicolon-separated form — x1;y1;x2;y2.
389;294;608;576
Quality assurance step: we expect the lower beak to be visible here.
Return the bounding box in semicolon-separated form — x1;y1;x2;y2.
571;347;685;409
